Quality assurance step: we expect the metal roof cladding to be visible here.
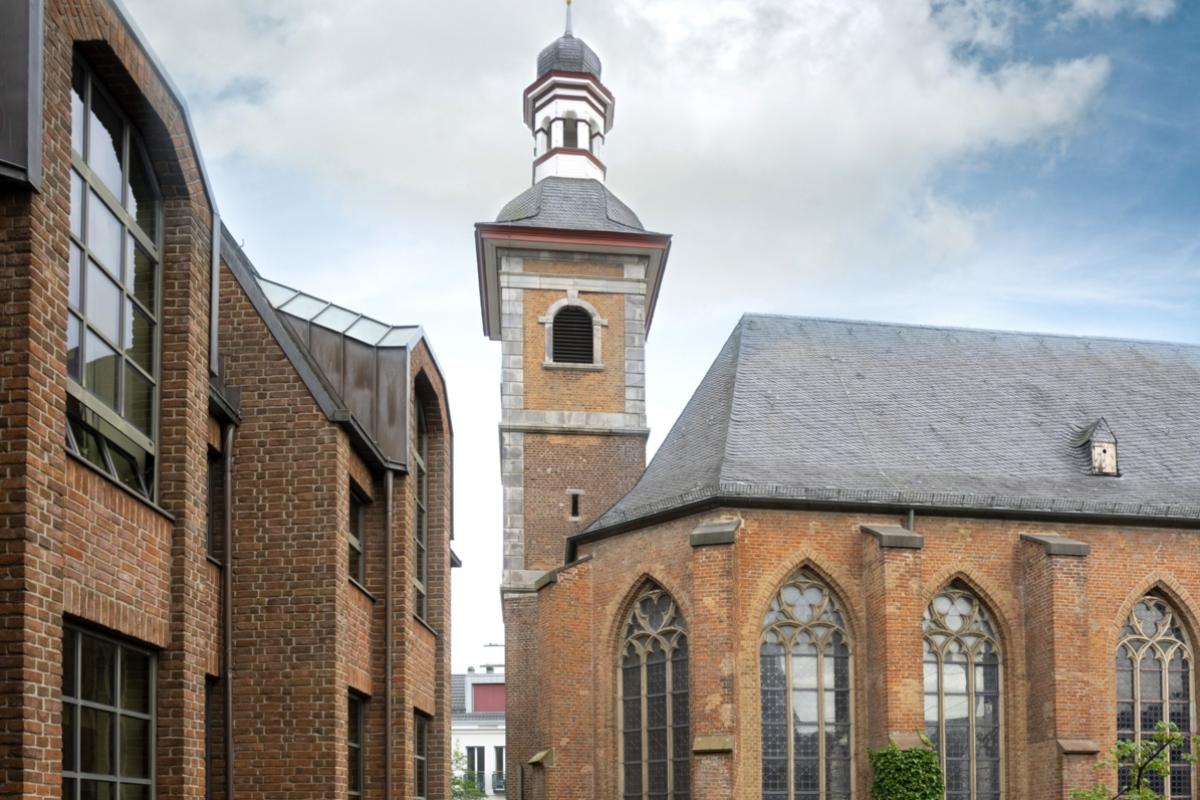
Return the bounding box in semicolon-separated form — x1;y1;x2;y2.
495;177;648;233
584;314;1200;534
537;31;602;79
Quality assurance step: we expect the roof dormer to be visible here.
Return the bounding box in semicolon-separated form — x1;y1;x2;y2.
1072;417;1119;476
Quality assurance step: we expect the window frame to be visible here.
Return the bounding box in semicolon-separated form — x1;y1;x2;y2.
62;624;157;800
413;403;429;621
348;693;365;799
759;568;854;800
66;54;163;502
540;295;606;369
922;585;1003;800
414;712;430;800
466;745;485;793
618;584;690;800
348;487;367;587
1116;594;1195;799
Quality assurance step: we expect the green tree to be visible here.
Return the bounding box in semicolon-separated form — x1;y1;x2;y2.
451;745;487;800
1071;721;1199;800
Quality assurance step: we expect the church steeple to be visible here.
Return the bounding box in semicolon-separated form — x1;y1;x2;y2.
524;3;613;184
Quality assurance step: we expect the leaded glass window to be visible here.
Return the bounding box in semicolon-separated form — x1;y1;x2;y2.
620;584;690;800
923;586;1001;800
760;568;852;800
1117;595;1194;799
67;56;161;500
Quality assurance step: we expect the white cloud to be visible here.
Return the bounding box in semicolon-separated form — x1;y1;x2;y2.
1062;0;1178;21
118;0;1175;670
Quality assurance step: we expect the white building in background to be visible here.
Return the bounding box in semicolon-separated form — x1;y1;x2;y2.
452;666;507;796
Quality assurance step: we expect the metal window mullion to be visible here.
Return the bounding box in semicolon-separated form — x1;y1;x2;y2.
816;645;826;800
70;153;159;259
1161;652;1172;800
937;648;947;777
966;650;977;800
786;642;795;800
640;647;649;800
665;638;674;800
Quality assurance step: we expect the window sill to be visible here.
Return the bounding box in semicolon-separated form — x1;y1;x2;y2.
206;555;224;569
542;361;603;371
65;449;175;522
349;578;377;602
413;614;439;637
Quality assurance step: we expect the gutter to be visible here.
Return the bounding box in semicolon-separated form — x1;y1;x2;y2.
384;471;395;800
221;422;236;798
566;494;1200;562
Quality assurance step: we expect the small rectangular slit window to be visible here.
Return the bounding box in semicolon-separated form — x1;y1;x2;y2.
569;491;581;520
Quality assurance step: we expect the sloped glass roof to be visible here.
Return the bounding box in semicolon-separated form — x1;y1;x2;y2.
256;277;418;346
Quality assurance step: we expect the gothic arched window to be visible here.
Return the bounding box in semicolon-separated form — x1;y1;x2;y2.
760;568;852;800
620;585;689;800
1117;595;1194;798
923;585;1001;800
552;305;594;364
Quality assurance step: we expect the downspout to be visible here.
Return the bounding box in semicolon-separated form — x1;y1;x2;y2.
222;422;236;799
385;470;395;799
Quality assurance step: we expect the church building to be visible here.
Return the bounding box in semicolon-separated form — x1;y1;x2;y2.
477;11;1200;800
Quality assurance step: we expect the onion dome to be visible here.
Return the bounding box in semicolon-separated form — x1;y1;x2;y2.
537;32;602;79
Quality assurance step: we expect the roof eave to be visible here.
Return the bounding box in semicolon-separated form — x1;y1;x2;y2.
568;493;1200;561
476;222;672;342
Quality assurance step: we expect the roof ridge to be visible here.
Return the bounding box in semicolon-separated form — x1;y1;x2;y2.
716;318;748;488
740;312;1200;351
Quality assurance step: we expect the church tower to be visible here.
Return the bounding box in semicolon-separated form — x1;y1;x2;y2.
475;5;671;793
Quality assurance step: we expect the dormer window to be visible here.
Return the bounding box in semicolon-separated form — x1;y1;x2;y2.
1072;418;1119;476
541;293;606;368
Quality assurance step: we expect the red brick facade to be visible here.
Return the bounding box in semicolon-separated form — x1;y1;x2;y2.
0;1;452;797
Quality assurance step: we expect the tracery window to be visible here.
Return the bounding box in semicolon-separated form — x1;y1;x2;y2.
67;55;161;500
761;568;853;800
620;585;689;800
923;585;1001;800
1117;595;1194;799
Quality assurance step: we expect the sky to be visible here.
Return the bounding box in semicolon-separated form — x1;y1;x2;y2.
121;0;1200;671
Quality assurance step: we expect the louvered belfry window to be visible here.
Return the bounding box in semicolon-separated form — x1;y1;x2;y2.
552;306;594;364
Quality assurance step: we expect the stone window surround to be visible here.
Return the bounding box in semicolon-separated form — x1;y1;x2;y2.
540;290;607;369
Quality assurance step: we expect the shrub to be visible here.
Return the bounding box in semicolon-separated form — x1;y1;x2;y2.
870;740;945;800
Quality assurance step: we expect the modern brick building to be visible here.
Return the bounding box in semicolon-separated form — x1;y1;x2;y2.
477;14;1200;800
2;1;454;798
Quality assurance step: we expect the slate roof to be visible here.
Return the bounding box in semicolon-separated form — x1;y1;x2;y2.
586;314;1200;532
537;33;602;79
495;177;647;233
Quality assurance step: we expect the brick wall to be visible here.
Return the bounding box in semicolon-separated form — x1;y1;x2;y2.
0;1;455;797
523;287;626;414
510;506;1200;799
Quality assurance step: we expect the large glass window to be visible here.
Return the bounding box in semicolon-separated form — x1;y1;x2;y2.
414;713;429;800
348;489;366;585
348;694;364;799
620;584;689;800
466;746;485;792
67;57;162;500
1117;595;1194;799
62;626;155;800
413;404;429;620
923;585;1001;800
760;568;852;800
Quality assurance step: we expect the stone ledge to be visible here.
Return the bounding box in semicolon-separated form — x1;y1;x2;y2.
692;735;734;754
1020;533;1090;557
861;525;924;549
534;555;595;592
1058;738;1101;755
528;748;554;767
690;519;741;547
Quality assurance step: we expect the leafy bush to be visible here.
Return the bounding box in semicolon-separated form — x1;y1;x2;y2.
870;740;945;800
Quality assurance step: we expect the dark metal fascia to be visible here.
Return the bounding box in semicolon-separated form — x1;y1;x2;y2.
565;494;1200;561
208;376;242;426
104;0;224;374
